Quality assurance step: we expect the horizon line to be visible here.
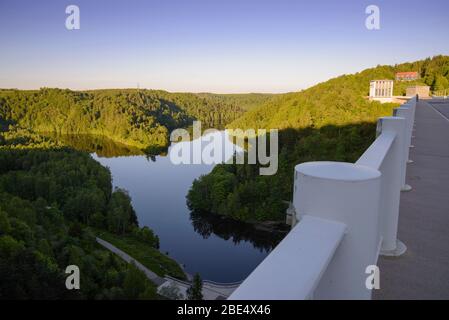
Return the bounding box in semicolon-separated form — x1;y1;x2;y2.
0;86;296;95
1;54;445;95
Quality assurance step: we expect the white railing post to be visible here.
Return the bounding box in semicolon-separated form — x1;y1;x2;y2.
404;99;416;149
411;97;417;147
228;96;417;300
293;161;381;299
393;107;413;191
376;117;407;256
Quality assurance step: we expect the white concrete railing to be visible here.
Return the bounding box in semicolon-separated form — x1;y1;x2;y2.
229;96;417;300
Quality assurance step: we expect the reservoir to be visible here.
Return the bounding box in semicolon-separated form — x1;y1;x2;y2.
72;130;282;282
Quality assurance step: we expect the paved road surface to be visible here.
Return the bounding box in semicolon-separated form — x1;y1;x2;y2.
374;99;449;299
428;98;449;120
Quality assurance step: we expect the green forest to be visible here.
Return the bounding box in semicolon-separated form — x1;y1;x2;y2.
187;55;449;223
0;85;275;299
0;89;247;151
195;93;275;111
0;147;184;299
1;55;448;298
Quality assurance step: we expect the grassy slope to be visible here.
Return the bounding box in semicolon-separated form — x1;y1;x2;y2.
95;229;186;280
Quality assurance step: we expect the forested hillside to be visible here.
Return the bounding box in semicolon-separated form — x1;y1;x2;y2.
0;147;184;299
0;89;245;151
230;55;449;130
195;93;275;111
187;55;449;223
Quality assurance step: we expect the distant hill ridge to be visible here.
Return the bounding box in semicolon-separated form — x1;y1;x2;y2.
186;55;449;223
0;88;248;150
1;56;448;152
229;55;449;131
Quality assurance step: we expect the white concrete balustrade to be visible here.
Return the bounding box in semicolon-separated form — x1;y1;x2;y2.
229;96;417;300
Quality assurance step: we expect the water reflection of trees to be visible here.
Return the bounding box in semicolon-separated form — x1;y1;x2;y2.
44;133;169;159
189;211;288;253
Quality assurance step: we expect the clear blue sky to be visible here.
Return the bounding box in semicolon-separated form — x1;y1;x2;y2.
1;0;448;93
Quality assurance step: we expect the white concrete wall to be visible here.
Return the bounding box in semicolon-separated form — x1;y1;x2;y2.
229;97;417;300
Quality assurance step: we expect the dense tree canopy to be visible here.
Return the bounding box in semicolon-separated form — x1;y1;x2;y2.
196;93;275;111
0;89;246;150
1;55;448;298
0;147;176;299
187;55;449;223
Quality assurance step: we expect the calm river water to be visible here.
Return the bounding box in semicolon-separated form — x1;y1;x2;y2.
60;131;280;282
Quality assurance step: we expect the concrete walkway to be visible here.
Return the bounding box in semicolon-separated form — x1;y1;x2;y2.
374;99;449;299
